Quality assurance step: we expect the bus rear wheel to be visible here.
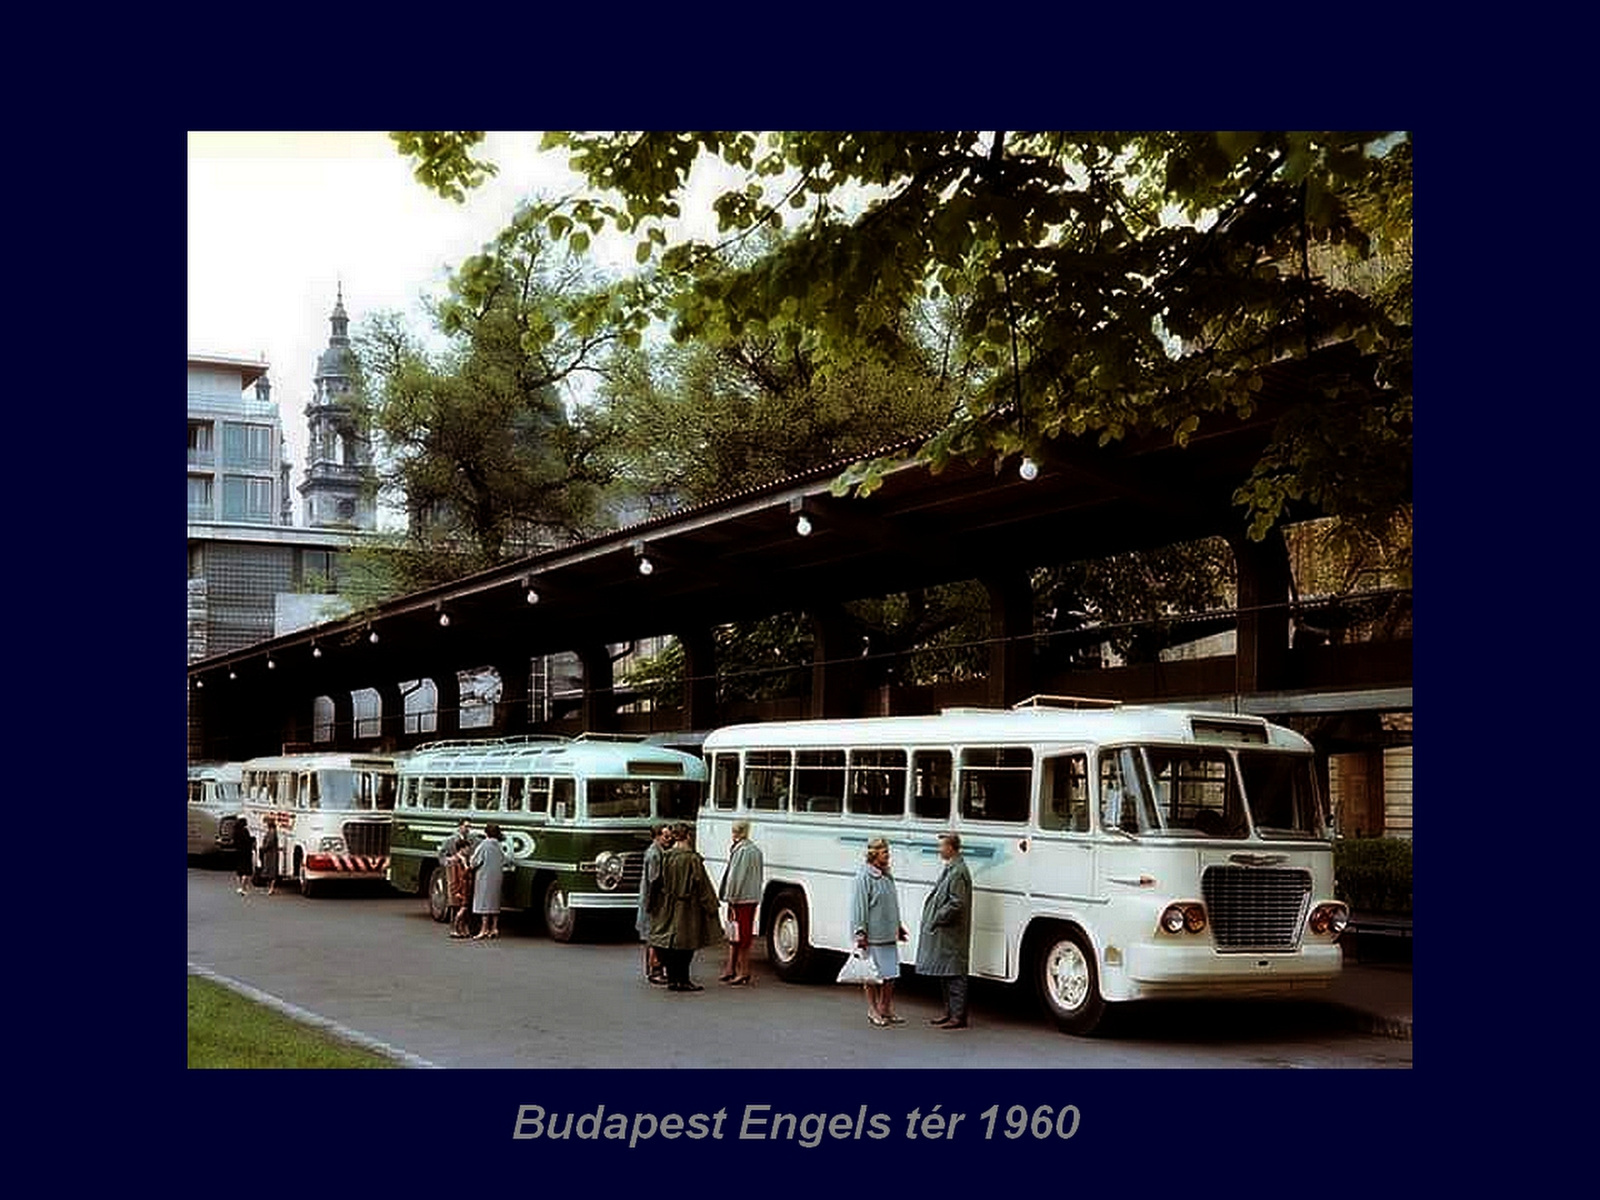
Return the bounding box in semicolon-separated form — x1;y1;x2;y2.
766;890;816;982
543;878;579;943
426;867;450;923
1034;926;1105;1035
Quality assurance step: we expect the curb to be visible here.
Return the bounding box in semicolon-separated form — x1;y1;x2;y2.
1330;1002;1412;1042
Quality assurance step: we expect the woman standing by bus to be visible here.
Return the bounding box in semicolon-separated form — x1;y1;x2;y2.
234;819;256;898
470;823;506;940
718;820;763;985
259;818;280;897
850;838;908;1026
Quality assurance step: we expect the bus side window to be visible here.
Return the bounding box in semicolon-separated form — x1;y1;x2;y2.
474;777;500;811
848;749;907;818
960;748;1032;823
421;776;445;810
1040;754;1089;832
795;750;844;814
710;754;740;811
506;776;524;812
746;751;791;812
447;776;471;811
527;777;550;815
552;778;574;819
912;751;952;820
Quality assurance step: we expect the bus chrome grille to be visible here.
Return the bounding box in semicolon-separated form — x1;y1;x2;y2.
342;821;392;856
1201;866;1311;950
620;853;645;890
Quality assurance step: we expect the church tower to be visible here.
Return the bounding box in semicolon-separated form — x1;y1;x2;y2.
299;284;377;529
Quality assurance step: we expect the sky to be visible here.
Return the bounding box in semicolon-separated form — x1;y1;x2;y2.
187;131;736;527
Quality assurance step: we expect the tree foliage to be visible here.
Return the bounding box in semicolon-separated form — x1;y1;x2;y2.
396;131;1412;539
354;210;623;585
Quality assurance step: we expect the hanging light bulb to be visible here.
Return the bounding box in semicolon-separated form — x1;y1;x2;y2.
438;611;451;628
795;514;813;537
368;628;380;644
312;643;322;658
228;669;237;680
195;677;204;689
267;657;276;670
638;555;654;576
1019;456;1040;482
526;588;540;605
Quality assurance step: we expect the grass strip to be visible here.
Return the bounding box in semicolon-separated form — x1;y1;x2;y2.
188;975;398;1069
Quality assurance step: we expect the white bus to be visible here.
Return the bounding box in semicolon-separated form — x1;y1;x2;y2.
187;762;245;858
388;735;706;941
240;752;398;897
697;702;1346;1034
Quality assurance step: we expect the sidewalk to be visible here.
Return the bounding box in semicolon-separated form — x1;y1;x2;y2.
1323;949;1412;1041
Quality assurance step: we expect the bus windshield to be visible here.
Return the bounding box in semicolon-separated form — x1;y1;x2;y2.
588;779;705;820
316;770;396;812
1237;750;1324;839
1101;745;1321;839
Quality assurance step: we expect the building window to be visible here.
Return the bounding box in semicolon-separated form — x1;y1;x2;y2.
402;678;438;735
222;476;274;523
187;475;213;521
312;696;335;743
299;549;339;590
188;421;214;466
352;688;381;739
222;422;274;471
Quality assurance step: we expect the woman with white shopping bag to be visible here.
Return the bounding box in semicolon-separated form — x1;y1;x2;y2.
846;837;908;1027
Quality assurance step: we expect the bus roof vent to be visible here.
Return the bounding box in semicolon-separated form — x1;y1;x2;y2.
1189;716;1268;744
1011;694;1122;711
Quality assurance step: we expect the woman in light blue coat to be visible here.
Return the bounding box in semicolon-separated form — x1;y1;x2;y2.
849;837;908;1026
470;823;506;940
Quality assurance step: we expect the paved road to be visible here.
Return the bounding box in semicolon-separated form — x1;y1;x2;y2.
187;865;1411;1069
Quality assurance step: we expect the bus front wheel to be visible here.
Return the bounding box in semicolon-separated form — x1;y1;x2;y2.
543;879;579;943
1034;926;1106;1035
426;867;450;923
297;854;317;899
766;890;815;982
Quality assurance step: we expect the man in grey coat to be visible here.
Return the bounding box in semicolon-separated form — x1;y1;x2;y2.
915;831;973;1029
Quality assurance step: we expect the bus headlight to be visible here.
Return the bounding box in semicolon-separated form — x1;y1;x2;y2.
1160;902;1206;934
1309;902;1349;935
318;836;346;853
595;851;626;890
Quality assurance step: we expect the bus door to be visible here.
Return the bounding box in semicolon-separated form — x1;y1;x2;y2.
956;747;1034;978
1031;750;1097;909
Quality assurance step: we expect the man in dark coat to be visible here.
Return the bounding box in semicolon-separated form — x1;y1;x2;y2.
648;824;725;992
915;831;973;1028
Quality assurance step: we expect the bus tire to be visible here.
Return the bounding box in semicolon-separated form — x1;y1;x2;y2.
1033;925;1105;1035
766;889;815;983
426;866;450;923
297;854;317;899
543;878;579;943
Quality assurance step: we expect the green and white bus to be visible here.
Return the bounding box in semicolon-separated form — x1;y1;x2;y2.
387;735;706;941
698;701;1345;1035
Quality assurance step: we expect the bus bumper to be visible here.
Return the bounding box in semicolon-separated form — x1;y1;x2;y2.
568;893;638;911
1120;941;1342;1000
303;854;390;881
